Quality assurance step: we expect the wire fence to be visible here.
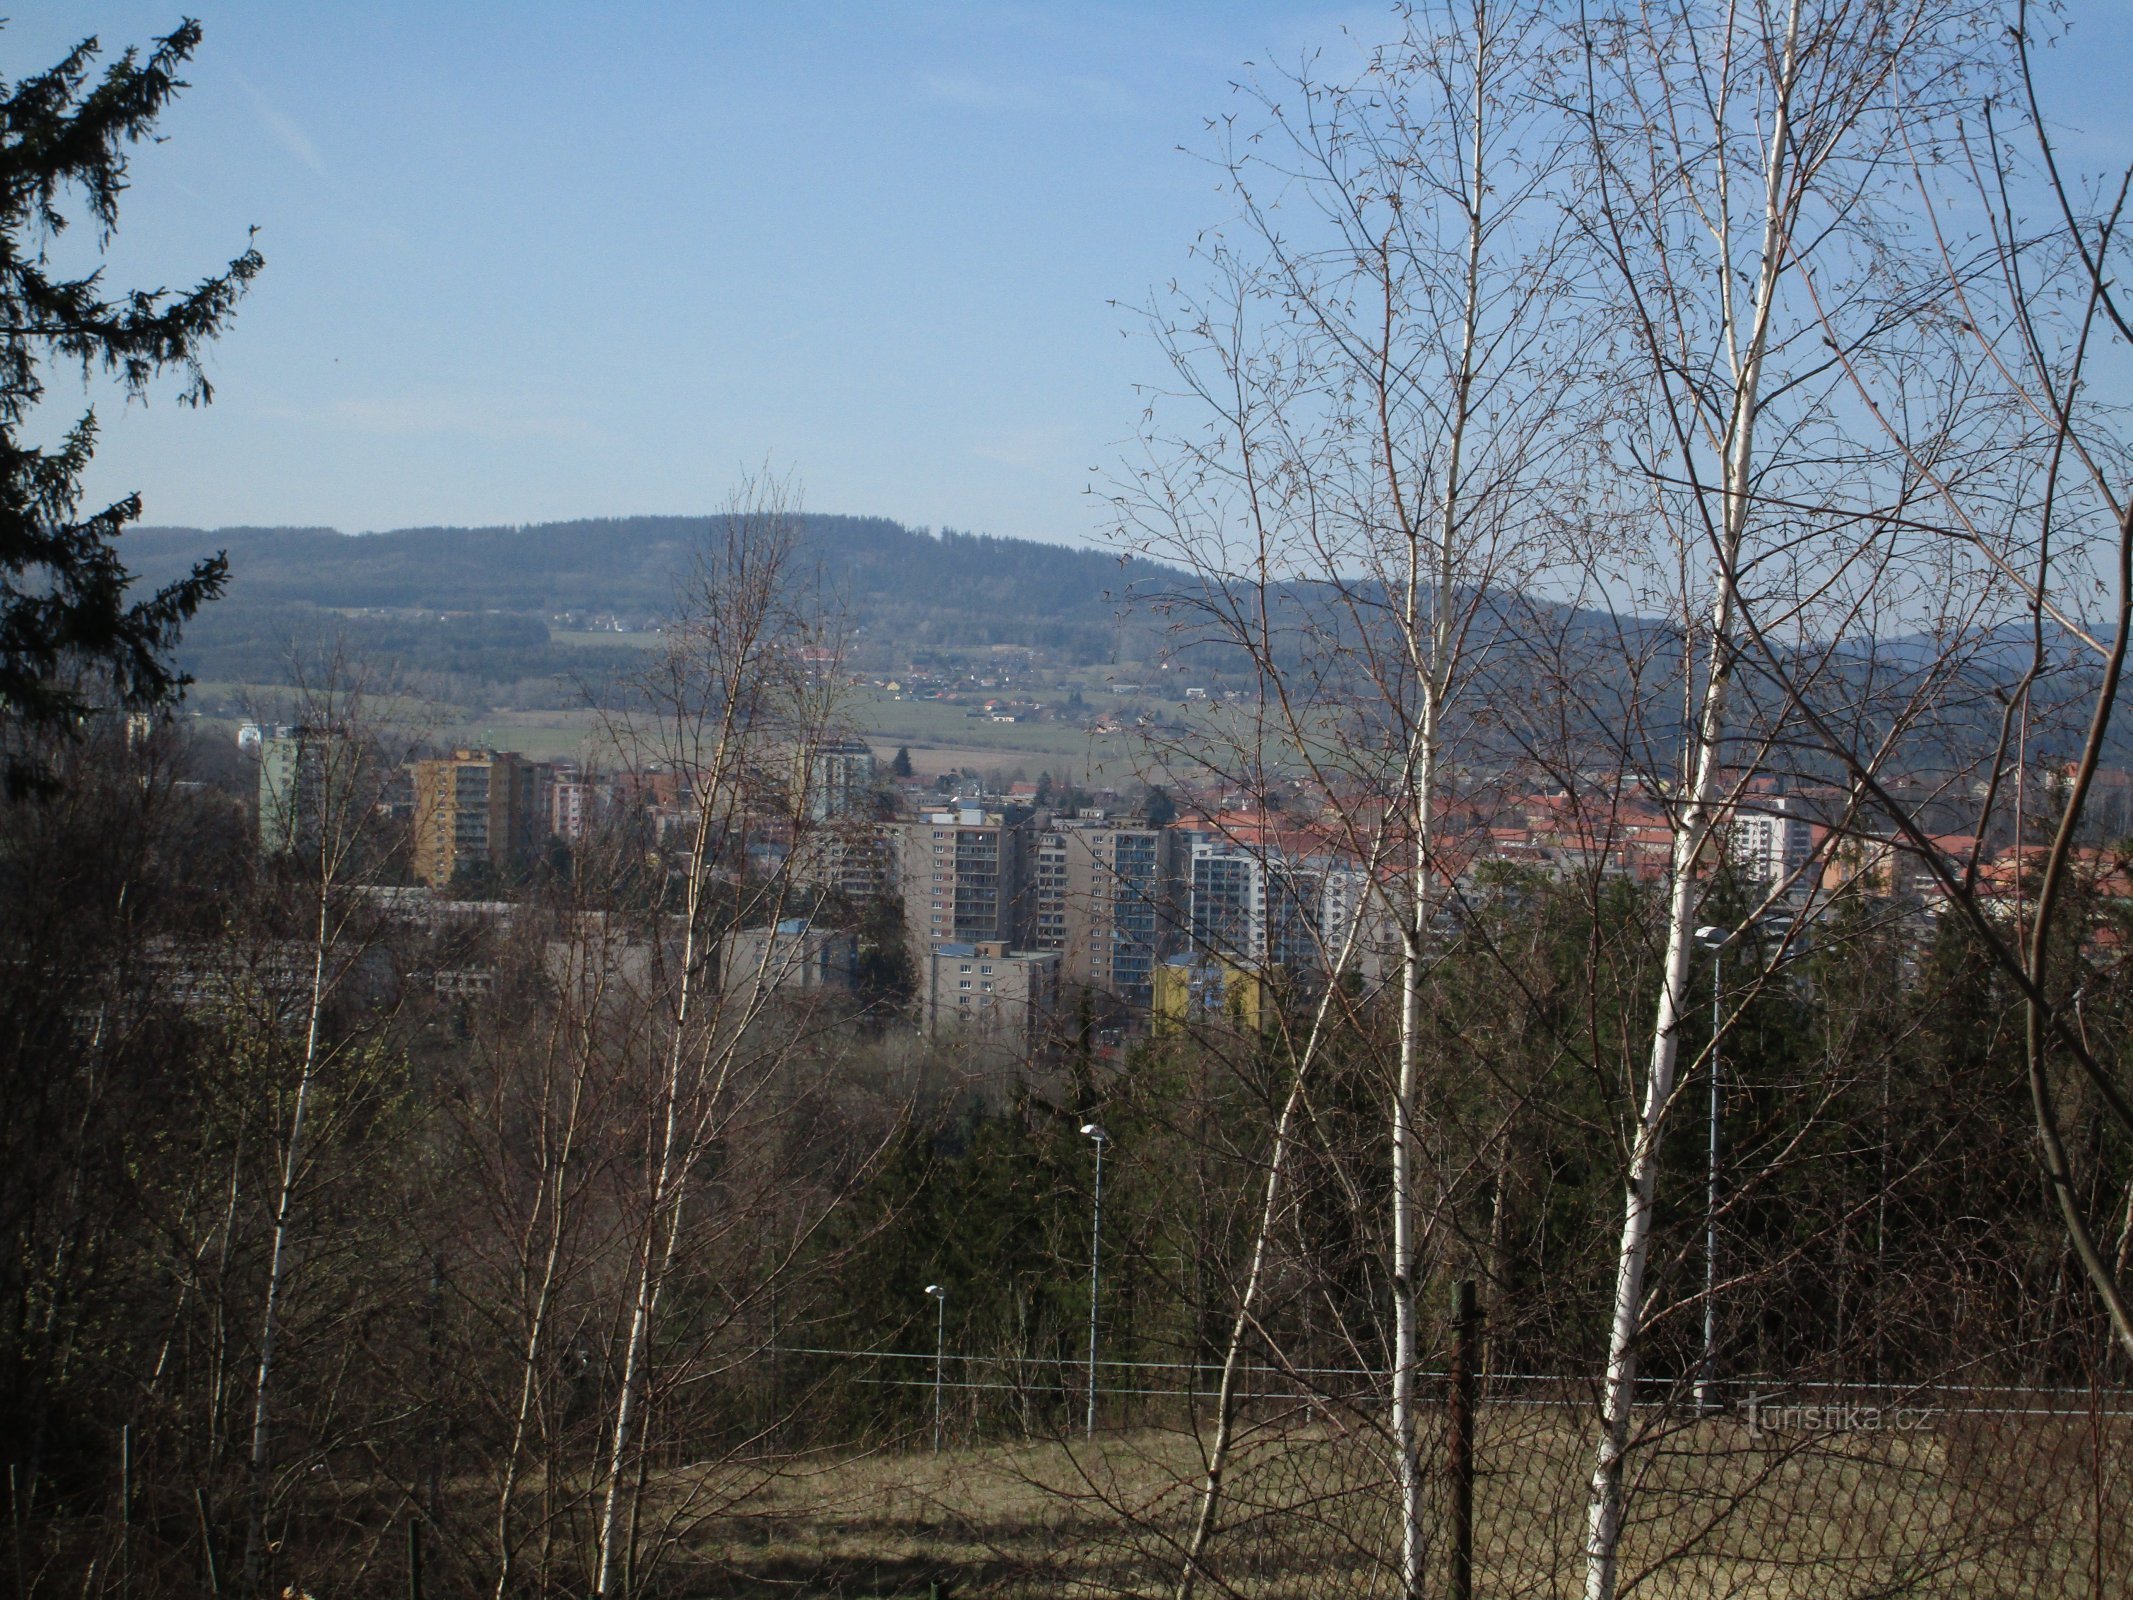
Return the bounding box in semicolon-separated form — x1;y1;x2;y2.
786;1342;2133;1420
752;1325;2133;1598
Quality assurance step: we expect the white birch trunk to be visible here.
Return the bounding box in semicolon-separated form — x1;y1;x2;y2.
491;994;597;1600
1391;691;1443;1600
1581;10;1798;1594
591;552;821;1594
1389;52;1484;1580
592;789;717;1599
242;887;333;1593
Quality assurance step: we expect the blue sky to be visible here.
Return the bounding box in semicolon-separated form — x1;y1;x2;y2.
13;4;2132;552
13;2;1387;548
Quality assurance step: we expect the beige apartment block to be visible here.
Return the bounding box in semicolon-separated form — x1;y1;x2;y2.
412;748;547;887
896;804;1034;957
1030;814;1184;1011
922;939;1060;1059
797;819;899;902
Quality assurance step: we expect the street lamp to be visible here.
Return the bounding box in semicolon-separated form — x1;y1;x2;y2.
925;1284;947;1454
1080;1123;1107;1440
1693;924;1731;1412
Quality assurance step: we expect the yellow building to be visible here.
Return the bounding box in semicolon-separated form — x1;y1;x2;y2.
1152;954;1266;1036
411;748;546;887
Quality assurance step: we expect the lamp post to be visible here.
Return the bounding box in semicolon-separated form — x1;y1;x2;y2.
1693;924;1731;1412
925;1284;947;1454
1080;1123;1107;1440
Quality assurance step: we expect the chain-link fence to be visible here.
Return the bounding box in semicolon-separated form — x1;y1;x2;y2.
710;1325;2130;1598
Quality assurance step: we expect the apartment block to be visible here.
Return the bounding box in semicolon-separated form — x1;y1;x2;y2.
551;768;601;842
1032;821;1071;952
805;737;879;821
720;918;858;998
1153;952;1266;1034
1726;792;1814;891
923;939;1060;1057
800;820;899;902
897;804;1033;956
1186;832;1325;973
412;748;548;887
258;727;334;857
1317;862;1397;978
1030;814;1183;1010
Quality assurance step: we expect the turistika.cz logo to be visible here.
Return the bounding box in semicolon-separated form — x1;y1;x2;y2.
1741;1395;1939;1438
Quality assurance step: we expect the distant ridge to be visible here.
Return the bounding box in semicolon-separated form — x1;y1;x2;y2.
125;514;1173;694
120;516;2118;772
128;514;1162;626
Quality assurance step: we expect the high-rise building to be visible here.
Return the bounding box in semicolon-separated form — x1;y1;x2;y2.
800;820;899;902
805;737;878;821
1184;830;1360;977
1030;813;1184;1010
550;766;602;842
1317;862;1396;974
258;727;334;857
897;804;1034;956
1725;792;1813;891
1187;834;1260;964
1187;833;1321;970
411;748;548;887
1032;822;1072;953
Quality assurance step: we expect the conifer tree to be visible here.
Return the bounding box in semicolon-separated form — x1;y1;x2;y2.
0;20;261;792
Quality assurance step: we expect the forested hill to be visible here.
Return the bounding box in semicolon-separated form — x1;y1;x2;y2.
125;514;1172;692
121;516;2112;777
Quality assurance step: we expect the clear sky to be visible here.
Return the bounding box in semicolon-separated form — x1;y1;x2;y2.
13;4;2131;552
12;2;1394;548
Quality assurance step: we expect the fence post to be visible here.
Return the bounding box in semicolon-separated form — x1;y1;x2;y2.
407;1514;423;1600
10;1464;25;1600
119;1424;132;1600
1448;1279;1477;1600
195;1488;221;1599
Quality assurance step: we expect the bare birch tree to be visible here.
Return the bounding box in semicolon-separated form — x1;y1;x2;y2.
1115;7;1588;1590
1757;0;2133;1361
238;658;410;1594
582;472;897;1598
1565;4;2002;1595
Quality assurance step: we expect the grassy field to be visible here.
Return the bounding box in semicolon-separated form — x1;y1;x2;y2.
417;697;1163;784
643;1407;2124;1598
546;629;665;649
184;674;1395;793
849;695;1106;759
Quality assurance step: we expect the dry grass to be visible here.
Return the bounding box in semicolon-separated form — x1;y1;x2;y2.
639;1404;2129;1598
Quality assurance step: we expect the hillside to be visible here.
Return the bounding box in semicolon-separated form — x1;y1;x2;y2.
127;515;1172;700
124;515;2118;779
